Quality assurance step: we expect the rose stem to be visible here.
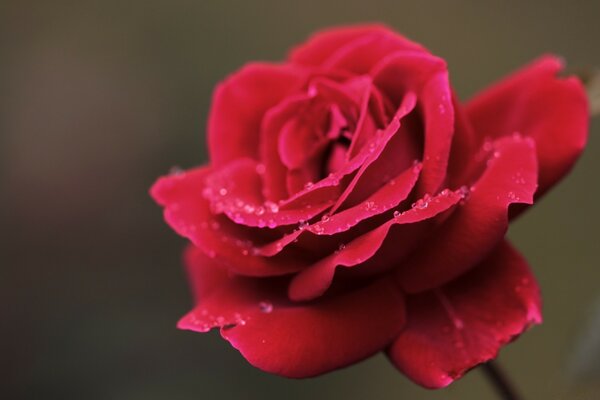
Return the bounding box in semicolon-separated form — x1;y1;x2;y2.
481;360;524;400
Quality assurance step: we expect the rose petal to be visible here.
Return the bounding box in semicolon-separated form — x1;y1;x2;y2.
329;91;417;213
387;241;542;388
465;55;588;198
396;134;538;293
342;112;422;208
150;167;304;276
288;24;420;67
323;29;426;74
446;94;479;188
255;162;422;257
209;63;306;166
178;253;406;378
288;188;463;301
203;159;334;227
260;92;313;201
183;244;230;302
372;51;454;196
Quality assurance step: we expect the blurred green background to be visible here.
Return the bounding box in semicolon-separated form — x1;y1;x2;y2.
2;1;599;399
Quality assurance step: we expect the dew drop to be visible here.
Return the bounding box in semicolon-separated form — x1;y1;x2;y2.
265;201;279;213
512;132;523;140
298;221;309;230
218;188;228;196
169;166;184;176
321;214;331;223
304;181;314;189
412;199;428;209
259;301;273;313
483;139;493;152
393;210;401;218
457;186;470;200
255;163;266;175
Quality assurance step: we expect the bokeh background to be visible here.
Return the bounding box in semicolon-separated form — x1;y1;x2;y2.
2;1;599;399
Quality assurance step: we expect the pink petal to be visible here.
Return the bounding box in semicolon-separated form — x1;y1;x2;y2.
209;63;306;166
179;252;406;378
387;241;542;388
465;55;588;198
396;134;538;293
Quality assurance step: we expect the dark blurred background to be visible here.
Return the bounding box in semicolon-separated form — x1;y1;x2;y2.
2;1;599;399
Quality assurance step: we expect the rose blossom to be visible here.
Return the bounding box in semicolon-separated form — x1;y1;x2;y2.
150;24;588;388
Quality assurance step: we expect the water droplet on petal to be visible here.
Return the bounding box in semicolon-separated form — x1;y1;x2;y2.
483;139;493;152
258;301;273;313
457;186;470;200
169;166;184;176
298;221;309;230
393;210;401;218
265;201;279;213
255;163;266;175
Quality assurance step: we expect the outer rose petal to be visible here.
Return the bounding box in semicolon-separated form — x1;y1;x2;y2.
465;55;588;198
387;241;542;388
397;134;538;293
178;252;406;378
150;167;304;276
288;24;422;68
209;63;306;166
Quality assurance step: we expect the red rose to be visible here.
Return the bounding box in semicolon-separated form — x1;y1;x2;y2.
151;24;588;387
